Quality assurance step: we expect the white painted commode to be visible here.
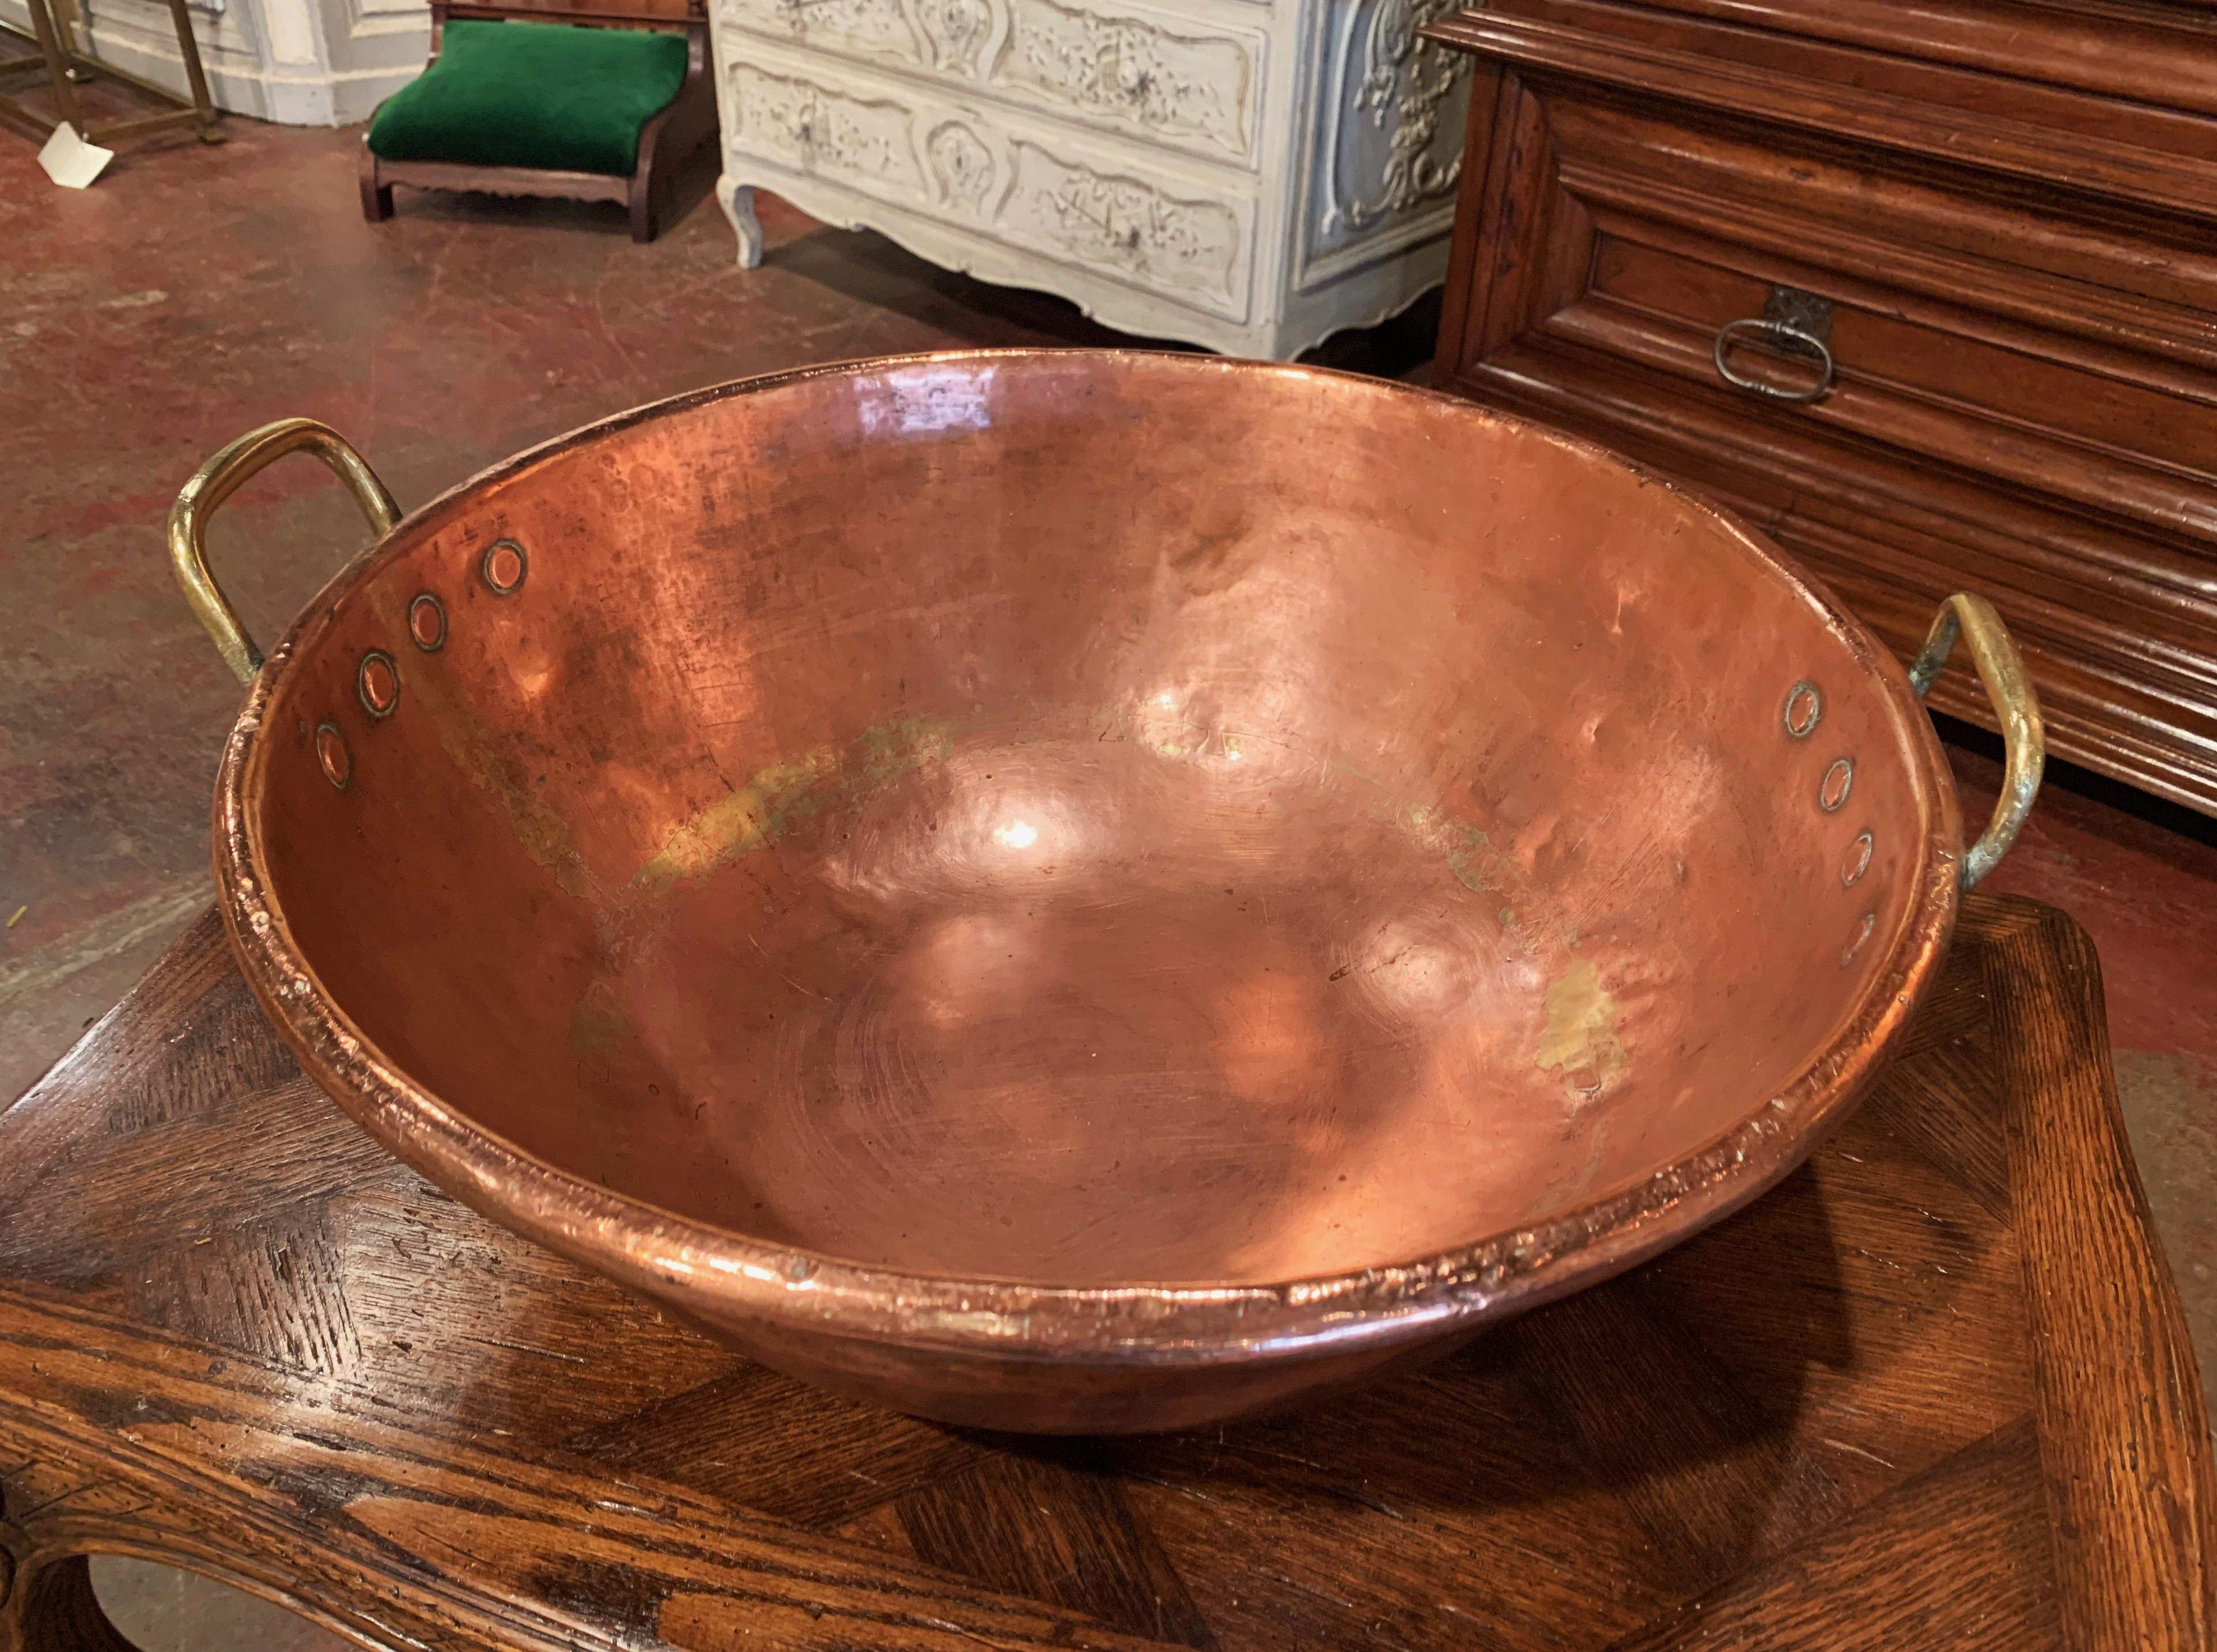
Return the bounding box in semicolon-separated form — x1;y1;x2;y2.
707;0;1469;357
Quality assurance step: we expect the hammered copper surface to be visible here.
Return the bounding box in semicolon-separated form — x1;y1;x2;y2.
209;352;1966;1431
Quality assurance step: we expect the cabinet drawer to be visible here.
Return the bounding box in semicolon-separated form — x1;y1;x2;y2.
1555;225;2217;586
722;44;1259;320
1465;336;2217;810
713;0;1268;170
1431;57;2217;813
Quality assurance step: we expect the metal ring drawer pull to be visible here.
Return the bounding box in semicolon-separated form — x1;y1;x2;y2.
1713;317;1836;406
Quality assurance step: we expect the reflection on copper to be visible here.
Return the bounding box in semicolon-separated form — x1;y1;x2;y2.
207;351;1983;1433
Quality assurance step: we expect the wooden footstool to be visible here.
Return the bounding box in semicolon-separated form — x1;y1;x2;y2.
1;896;2210;1650
358;0;716;244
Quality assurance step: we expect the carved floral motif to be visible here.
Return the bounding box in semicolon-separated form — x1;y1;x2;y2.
1001;141;1240;299
992;0;1253;160
720;0;926;67
728;63;925;193
915;0;993;74
927;121;996;212
1322;0;1468;235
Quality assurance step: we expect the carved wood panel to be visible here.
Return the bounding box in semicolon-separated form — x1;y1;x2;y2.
1427;14;2217;816
714;0;1266;168
1295;0;1469;286
720;41;1259;321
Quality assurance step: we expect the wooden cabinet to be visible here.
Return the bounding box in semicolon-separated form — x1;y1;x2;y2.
1421;0;2217;815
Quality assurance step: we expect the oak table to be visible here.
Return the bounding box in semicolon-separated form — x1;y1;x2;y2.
1;896;2211;1651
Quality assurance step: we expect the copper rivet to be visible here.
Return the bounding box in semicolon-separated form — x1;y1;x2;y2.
1840;910;1876;967
1841;830;1873;887
481;539;528;595
408;592;447;651
314;721;351;790
1818;757;1854;812
357;650;400;719
1782;680;1822;738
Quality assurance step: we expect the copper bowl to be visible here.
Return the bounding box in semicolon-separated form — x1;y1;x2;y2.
170;351;2043;1433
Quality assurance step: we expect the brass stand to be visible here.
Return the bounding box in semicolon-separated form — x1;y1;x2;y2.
0;0;223;147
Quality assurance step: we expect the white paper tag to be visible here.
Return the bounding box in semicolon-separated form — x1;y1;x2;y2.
38;122;115;189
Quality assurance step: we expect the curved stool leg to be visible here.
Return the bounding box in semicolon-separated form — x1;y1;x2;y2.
717;176;765;268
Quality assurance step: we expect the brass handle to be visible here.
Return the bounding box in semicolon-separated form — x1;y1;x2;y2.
169;418;401;684
1713;317;1836;405
1907;593;2044;889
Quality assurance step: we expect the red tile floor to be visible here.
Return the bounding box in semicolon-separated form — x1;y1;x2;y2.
2;92;2214;1640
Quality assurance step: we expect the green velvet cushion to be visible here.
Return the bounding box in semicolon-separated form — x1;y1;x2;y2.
367;18;687;177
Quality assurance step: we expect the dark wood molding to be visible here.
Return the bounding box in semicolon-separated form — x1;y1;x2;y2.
0;899;2207;1649
1604;0;2217;115
1424;7;2217;817
1422;6;2217;221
